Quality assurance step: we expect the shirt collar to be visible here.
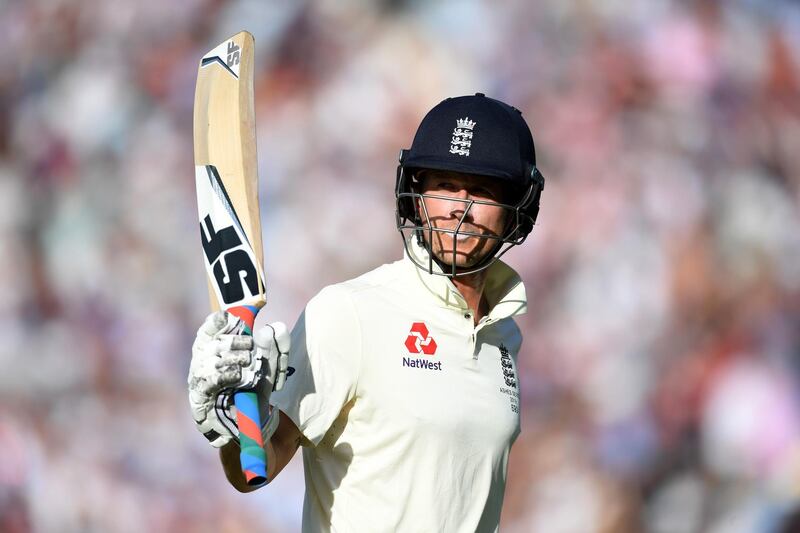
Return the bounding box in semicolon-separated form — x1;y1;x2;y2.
402;237;527;320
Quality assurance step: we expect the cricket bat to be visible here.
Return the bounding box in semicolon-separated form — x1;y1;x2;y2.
193;31;268;486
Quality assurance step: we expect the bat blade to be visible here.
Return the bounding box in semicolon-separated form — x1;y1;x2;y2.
195;164;263;310
193;30;268;487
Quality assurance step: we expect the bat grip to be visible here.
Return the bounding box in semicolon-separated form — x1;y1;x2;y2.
234;390;268;486
228;305;268;487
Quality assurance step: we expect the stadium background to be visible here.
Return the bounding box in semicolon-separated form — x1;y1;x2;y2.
1;0;800;531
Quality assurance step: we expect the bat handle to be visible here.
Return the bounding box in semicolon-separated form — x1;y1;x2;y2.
228;305;268;486
234;390;267;485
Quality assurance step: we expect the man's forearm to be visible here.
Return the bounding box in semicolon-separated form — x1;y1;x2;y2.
219;410;302;492
219;438;282;493
220;441;258;492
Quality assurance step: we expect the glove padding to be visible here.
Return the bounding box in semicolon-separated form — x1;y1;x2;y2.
188;311;290;448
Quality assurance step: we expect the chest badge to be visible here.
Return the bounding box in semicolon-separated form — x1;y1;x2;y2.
405;322;438;355
403;322;442;371
499;344;519;413
500;344;517;388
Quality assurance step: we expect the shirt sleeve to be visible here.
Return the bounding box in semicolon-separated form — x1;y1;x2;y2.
269;284;361;447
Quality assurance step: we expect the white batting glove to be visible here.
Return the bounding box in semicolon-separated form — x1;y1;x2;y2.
188;311;290;448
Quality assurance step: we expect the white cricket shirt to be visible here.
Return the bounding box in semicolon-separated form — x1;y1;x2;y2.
270;239;526;532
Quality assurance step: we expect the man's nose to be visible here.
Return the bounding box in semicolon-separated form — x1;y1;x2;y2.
449;190;474;218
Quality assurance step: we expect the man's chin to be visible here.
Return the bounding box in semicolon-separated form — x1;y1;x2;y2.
431;250;486;270
424;236;497;268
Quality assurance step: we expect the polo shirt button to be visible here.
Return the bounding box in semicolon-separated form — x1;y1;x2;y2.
464;313;471;319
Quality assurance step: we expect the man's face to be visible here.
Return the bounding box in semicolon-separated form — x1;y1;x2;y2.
416;170;510;269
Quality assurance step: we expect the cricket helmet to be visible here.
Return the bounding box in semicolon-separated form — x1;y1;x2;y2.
395;93;545;276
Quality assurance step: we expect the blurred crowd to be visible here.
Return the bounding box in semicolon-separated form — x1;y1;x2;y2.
1;0;799;531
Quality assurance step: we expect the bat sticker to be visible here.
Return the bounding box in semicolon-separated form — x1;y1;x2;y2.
195;164;264;306
199;39;242;79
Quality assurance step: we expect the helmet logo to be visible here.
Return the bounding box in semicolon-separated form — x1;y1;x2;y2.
450;117;476;156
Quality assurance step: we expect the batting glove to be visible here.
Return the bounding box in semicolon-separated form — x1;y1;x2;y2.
188;311;290;448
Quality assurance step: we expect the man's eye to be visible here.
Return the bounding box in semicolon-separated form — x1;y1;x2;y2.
437;182;457;191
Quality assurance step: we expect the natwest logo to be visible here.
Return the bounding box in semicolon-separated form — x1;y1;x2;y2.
403;322;442;372
404;322;437;355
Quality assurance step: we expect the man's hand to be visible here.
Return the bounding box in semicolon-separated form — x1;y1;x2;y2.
188;311;290;448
